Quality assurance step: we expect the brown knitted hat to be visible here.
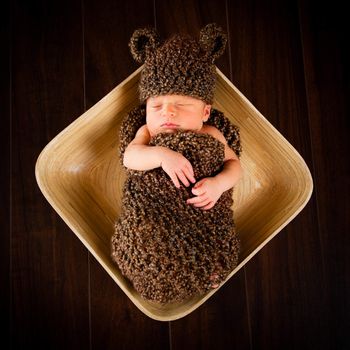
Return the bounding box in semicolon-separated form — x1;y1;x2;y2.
129;24;227;104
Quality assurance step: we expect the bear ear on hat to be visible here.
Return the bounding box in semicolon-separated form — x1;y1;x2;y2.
199;23;227;63
129;28;160;64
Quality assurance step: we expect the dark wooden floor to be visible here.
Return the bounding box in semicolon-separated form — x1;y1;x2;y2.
4;0;349;348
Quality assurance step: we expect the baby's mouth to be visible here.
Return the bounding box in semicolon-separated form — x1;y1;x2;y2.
161;122;179;128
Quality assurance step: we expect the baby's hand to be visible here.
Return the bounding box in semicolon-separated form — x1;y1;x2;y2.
159;148;196;188
186;177;223;210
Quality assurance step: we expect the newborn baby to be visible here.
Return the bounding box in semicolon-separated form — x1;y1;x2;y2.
111;24;242;303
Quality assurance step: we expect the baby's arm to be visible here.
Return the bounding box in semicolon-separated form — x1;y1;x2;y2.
187;126;242;210
123;125;196;188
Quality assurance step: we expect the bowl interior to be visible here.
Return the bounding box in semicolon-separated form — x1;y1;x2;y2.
36;67;313;321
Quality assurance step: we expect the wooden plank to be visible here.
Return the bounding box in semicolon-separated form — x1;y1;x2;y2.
155;0;230;76
227;0;326;347
84;0;157;108
155;0;250;348
11;0;89;348
1;0;10;343
84;0;170;348
169;276;250;349
299;1;350;347
90;261;170;349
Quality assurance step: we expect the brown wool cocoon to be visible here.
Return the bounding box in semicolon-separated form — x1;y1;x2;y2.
111;106;241;303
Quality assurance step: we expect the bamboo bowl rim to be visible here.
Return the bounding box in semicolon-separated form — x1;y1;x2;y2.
35;67;313;321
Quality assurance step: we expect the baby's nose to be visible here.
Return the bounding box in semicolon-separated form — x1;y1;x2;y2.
162;104;176;117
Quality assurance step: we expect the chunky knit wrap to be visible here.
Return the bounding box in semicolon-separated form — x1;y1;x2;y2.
111;106;241;303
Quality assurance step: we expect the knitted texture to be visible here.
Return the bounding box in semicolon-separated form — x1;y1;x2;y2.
129;23;227;104
111;107;241;304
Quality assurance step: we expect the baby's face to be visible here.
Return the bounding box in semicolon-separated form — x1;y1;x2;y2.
146;95;211;136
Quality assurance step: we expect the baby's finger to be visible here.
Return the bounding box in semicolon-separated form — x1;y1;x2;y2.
177;171;190;187
169;171;181;188
188;197;210;208
193;178;206;188
187;195;207;204
195;199;212;208
201;201;215;210
191;186;205;196
184;164;196;183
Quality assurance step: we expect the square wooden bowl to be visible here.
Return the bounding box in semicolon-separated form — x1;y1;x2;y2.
35;67;313;321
